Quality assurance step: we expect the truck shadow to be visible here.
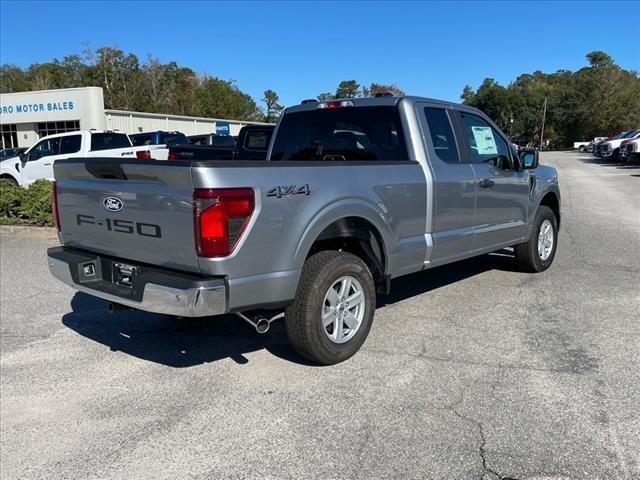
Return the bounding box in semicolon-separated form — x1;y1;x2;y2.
578;157;640;169
62;250;517;368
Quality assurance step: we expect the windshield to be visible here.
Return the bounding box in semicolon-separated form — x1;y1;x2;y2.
270;106;408;161
90;133;132;151
613;131;631;140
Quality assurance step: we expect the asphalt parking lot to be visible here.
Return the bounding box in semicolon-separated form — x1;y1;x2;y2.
1;151;639;480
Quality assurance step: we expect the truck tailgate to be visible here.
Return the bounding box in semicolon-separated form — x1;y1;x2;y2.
54;159;200;273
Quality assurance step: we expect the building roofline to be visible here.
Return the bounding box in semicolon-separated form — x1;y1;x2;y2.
0;86;103;97
104;109;274;126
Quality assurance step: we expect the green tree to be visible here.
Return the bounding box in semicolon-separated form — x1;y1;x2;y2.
335;80;360;98
262;89;283;122
461;51;640;148
586;50;614;68
361;83;405;97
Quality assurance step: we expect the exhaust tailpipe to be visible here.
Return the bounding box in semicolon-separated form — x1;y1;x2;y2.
236;312;271;334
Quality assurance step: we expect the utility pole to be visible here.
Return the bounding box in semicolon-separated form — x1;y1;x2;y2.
540;97;547;150
509;114;513;138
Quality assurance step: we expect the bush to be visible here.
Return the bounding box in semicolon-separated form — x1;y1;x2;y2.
0;179;53;226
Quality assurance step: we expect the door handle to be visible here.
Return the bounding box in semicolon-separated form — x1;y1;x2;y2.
43;162;52;166
478;179;495;189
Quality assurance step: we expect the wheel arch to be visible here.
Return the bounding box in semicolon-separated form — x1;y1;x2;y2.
0;173;19;185
538;191;561;229
295;203;392;293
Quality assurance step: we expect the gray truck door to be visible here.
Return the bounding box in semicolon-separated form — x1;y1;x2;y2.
416;103;476;265
456;111;528;250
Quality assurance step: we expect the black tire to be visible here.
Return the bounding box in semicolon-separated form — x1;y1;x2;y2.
514;206;558;273
579;146;586;152
0;176;18;187
285;251;376;365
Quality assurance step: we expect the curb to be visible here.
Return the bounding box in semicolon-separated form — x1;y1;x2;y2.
0;225;58;239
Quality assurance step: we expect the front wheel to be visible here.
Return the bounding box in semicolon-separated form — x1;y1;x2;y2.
285;251;376;365
514;206;558;272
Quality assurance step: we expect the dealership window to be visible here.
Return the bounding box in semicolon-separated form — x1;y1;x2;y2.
1;124;18;149
36;121;80;138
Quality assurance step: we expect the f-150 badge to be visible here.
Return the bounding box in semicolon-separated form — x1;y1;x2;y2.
266;184;310;198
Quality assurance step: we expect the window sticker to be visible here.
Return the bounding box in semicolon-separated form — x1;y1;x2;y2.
471;126;498;155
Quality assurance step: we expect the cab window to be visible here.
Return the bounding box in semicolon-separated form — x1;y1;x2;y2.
460;113;512;170
59;135;82;155
28;137;61;161
244;130;272;150
423;108;460;163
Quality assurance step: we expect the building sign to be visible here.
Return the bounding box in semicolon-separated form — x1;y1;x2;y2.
215;121;230;135
0;101;75;116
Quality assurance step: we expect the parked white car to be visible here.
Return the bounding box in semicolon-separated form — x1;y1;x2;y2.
599;129;640;161
620;137;640;163
0;130;159;187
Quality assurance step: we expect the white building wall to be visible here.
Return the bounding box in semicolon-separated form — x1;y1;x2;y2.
0;87;106;147
105;109;271;136
1;86;272;148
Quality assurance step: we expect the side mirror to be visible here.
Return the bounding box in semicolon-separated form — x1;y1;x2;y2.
520;149;539;170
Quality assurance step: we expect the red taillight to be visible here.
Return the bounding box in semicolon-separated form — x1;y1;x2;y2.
167;151;179;161
136;150;152;159
193;188;254;257
317;100;355;109
52;181;60;231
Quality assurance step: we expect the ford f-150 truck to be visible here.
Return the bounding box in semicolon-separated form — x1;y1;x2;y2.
1;130;157;187
168;125;275;161
129;130;189;160
47;95;561;364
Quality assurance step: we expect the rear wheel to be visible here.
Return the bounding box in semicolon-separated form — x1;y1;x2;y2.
285;251;375;365
514;206;558;272
0;176;18;187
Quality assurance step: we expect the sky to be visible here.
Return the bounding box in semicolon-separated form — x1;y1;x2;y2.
1;0;639;108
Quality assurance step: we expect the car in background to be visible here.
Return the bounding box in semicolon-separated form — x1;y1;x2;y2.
188;133;236;148
168;125;274;161
0;147;27;160
599;130;640;160
129;131;189;160
0;130;156;187
585;137;607;153
620;137;640;163
573;141;590;151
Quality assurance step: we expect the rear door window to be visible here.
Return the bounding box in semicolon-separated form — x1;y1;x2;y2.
270;106;408;161
423;108;460;163
59;134;82;155
90;133;132;151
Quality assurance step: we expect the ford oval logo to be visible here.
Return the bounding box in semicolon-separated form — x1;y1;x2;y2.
103;196;123;212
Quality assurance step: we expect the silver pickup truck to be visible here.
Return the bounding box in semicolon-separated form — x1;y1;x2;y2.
48;95;561;364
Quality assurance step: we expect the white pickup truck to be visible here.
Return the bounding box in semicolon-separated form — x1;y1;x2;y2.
0;130;160;187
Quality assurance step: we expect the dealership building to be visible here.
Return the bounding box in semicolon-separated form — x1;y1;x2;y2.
0;87;269;149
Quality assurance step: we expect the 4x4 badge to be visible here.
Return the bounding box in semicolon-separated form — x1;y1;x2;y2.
266;184;310;198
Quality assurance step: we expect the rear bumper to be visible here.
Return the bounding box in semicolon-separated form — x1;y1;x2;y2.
47;246;227;317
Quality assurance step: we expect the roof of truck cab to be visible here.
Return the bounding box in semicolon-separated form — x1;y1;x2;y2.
284;95;477;114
